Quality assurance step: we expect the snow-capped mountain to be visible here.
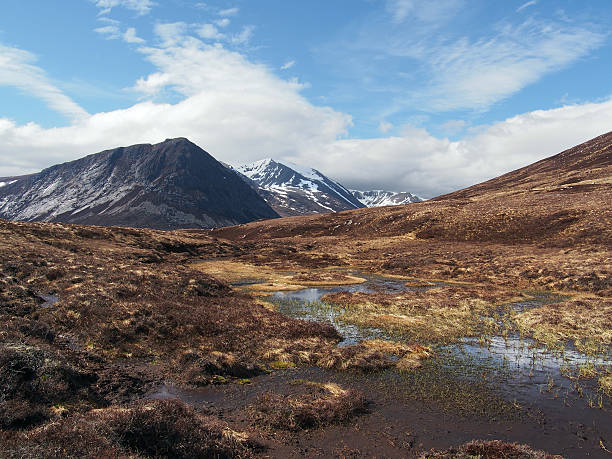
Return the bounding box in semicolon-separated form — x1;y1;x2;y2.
0;138;279;229
236;159;365;216
351;190;423;207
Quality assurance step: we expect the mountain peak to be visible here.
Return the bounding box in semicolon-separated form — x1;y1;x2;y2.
237;158;364;216
0;139;279;229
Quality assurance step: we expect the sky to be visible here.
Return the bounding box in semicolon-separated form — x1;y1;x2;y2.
0;0;611;198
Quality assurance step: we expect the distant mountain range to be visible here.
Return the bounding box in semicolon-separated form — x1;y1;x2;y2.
350;189;423;207
0;138;279;229
0;139;423;229
234;158;422;217
235;159;365;216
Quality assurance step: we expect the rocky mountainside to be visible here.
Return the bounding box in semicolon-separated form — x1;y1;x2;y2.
0;138;279;229
236;159;365;216
351;189;423;207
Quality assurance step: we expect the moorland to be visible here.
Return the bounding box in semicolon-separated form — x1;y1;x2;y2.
1;132;610;458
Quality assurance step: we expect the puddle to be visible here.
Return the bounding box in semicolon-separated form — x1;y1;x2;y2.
266;274;611;409
38;294;59;308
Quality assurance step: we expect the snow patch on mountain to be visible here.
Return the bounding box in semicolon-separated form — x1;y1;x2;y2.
236;158;364;216
351;190;423;207
0;180;17;188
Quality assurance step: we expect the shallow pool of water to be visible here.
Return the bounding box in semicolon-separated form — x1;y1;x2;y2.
267;274;611;407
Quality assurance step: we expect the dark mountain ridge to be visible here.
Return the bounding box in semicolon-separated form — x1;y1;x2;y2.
0;138;279;229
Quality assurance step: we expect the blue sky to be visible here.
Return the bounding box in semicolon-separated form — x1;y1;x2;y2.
1;0;611;197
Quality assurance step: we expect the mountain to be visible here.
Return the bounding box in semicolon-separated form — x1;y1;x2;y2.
351;189;423;207
236;159;365;216
0;138;279;230
213;131;612;246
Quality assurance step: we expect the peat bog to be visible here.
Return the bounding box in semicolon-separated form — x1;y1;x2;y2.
1;132;611;457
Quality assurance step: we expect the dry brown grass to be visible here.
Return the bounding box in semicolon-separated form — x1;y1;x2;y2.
0;399;259;458
259;337;431;372
193;260;365;292
514;297;612;354
598;374;612;396
419;439;563;458
287;271;366;286
250;380;367;431
321;286;520;343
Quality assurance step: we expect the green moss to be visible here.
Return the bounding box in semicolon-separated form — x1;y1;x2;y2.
269;360;296;369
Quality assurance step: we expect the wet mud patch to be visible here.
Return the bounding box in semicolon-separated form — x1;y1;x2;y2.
147;362;609;458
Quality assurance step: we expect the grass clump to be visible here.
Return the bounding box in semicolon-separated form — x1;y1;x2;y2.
0;399;260;458
599;374;612;396
419;439;563;458
261;337;431;372
250;380;367;431
321;285;519;344
513;297;611;355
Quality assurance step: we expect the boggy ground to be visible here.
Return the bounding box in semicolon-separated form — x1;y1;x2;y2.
0;219;371;457
4;219;605;457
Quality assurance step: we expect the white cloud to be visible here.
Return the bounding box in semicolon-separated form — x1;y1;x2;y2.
386;0;464;24
517;1;538;13
123;27;145;44
231;26;255;45
285;97;612;197
0;44;89;122
414;19;606;112
378;120;393;133
219;7;239;17
96;24;145;44
280;60;295;70
0;35;350;176
95;25;121;39
197;24;224;40
215;18;230;28
154;22;188;47
92;0;154;15
439;119;467;135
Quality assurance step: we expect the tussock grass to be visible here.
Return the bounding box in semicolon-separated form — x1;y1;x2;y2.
260;337;431;372
599;374;612;396
420;439;563;458
514;297;612;355
250;380;367;431
321;286;520;344
0;399;259;458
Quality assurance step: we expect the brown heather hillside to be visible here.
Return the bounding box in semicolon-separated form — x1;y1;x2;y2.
212;131;612;247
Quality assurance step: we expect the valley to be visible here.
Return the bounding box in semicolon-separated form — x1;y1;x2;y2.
0;132;610;458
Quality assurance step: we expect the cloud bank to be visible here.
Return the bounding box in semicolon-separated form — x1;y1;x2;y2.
1;7;610;198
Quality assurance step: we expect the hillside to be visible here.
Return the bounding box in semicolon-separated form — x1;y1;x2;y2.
0;138;279;229
213;131;612;247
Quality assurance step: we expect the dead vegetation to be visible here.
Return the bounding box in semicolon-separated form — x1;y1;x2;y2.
259;337;431;372
193;260;364;292
419;439;562;458
514;297;612;354
321;286;521;343
250;380;367;431
0;399;259;458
